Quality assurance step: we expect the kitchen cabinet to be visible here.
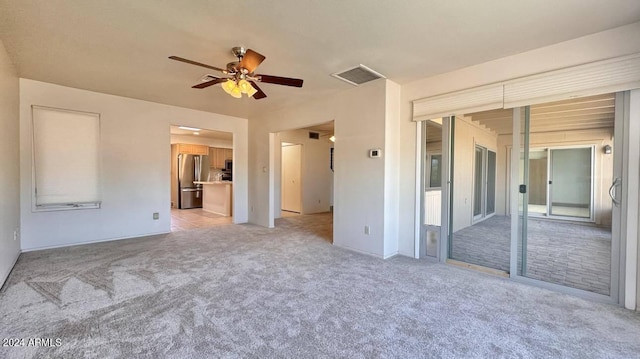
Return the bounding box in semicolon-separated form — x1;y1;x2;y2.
176;143;208;155
215;148;226;168
209;147;222;168
208;147;233;169
176;143;192;154
192;144;209;155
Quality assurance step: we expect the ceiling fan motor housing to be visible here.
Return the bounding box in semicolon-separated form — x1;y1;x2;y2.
226;61;240;74
231;46;246;59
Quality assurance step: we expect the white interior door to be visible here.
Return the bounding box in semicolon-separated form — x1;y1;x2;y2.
281;144;302;213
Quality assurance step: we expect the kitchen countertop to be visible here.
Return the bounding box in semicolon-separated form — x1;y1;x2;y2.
194;181;233;185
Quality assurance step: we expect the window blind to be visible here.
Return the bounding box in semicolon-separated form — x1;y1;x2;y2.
412;53;640;121
412;84;504;121
32;106;101;210
503;53;640;108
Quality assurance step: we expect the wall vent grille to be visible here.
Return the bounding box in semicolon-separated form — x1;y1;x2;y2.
309;132;320;140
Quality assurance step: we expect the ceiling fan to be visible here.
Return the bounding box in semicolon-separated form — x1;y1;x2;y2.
169;47;303;100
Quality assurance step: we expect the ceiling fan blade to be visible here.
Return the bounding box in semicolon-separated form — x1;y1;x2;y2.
191;78;226;89
249;81;267;99
239;49;266;73
168;56;225;73
257;74;303;87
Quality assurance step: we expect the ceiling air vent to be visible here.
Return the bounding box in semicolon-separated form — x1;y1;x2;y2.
331;64;385;86
309;132;320;140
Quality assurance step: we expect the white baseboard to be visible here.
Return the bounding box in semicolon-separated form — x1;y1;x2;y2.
0;250;21;289
333;243;384;259
21;231;171;252
383;251;400;259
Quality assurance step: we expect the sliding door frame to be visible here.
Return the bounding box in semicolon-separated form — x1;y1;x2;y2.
472;144;497;224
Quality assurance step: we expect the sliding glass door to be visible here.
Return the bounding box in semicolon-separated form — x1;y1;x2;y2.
516;93;619;298
522;146;595;220
549;147;593;219
418;91;628;303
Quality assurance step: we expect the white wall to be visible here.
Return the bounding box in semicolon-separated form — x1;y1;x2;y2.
383;81;401;258
249;79;398;258
398;21;640;257
0;40;21;286
333;81;386;257
19;79;249;251
273;129;333;216
170;134;232;149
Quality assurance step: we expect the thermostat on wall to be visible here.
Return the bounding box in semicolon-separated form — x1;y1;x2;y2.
369;149;382;158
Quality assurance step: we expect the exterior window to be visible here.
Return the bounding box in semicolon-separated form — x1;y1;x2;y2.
429;154;442;188
32;106;101;211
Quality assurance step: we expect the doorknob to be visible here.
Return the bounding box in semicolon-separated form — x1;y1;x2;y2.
609;178;621;207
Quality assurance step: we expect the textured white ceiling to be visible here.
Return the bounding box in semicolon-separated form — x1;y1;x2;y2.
1;0;639;119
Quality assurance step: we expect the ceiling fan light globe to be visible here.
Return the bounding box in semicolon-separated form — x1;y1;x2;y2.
222;79;236;94
237;79;252;94
246;84;258;97
230;86;242;98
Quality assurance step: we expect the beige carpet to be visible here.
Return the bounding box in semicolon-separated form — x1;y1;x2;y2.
1;213;639;358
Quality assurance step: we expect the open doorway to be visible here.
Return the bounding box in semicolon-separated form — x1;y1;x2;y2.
273;121;334;243
169;125;234;231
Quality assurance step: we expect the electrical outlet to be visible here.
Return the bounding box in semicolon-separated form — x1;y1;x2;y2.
13;228;19;241
364;225;370;235
153;212;159;220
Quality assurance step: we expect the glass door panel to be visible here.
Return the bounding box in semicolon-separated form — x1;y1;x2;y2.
421;119;443;258
517;93;617;296
449;112;511;273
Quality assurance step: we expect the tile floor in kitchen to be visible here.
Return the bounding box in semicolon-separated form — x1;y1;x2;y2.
170;208;301;231
170;208;233;232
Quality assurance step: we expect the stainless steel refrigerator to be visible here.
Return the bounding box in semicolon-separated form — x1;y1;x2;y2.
177;154;209;209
